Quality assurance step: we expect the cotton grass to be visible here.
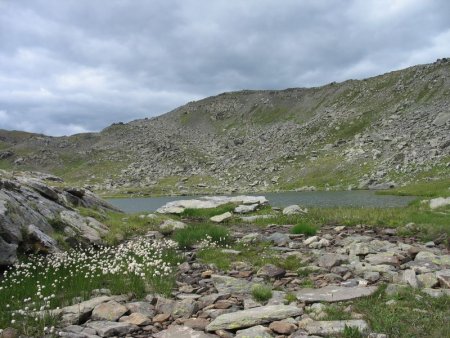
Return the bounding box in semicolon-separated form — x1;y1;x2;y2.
0;237;181;335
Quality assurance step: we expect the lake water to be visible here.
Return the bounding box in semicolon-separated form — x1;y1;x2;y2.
107;190;416;213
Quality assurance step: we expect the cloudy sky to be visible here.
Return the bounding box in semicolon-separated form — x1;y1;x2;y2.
0;0;449;136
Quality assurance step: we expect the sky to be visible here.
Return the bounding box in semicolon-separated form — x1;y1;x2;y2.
0;0;449;136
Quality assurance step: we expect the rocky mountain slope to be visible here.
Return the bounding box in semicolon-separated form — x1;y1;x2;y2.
0;59;449;195
0;170;120;266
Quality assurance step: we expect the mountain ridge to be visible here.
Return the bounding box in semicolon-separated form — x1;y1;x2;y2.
0;58;449;196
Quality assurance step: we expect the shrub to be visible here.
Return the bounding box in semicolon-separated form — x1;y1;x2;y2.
172;223;230;248
290;222;317;235
251;284;273;303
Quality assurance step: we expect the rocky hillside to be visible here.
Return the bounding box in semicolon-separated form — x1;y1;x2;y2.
0;59;449;195
0;170;120;267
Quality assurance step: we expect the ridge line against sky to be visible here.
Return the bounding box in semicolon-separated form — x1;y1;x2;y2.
0;0;449;136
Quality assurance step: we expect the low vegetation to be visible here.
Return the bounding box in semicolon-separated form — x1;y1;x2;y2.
78;209;167;245
223;199;450;244
0;238;181;335
251;284;273;303
172;223;230;249
197;242;305;272
353;286;450;338
290;221;317;235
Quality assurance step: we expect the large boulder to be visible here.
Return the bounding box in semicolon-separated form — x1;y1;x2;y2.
210;212;232;223
206;305;302;331
282;205;307;215
0;171;119;267
296;286;378;303
304;320;369;335
0;237;18;266
157;195;267;214
429;197;450;209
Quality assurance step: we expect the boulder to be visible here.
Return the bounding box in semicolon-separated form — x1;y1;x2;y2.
296;286;378;303
119;312;151;326
269;320;297;334
171;299;198;318
154;325;215;338
210;212;232;223
53;296;114;325
0;237;18;266
422;288;450;298
436;269;450;288
235;204;259;214
236;325;274;337
26;224;59;254
318;254;348;269
60;211;104;244
125;301;155;317
429;197;450;209
211;275;255;294
282;205;307;215
206;305;303;331
159;219;187;233
91;300;129;322
257;264;286;278
417;273;439;288
304;320;369;335
0;172;118;267
85;321;137;337
267;232;291;246
156;196;267;214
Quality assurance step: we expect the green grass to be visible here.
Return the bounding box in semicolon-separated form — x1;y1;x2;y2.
279;155;374;191
306;203;450;242
284;293;297;304
251;284;273;302
197;242;305;272
180;203;236;218
229;201;449;244
93;211;166;245
379;177;450;197
290;221;317;235
0;240;181;336
323;305;352;320
353;285;450;338
77;206;108;220
172;223;230;249
341;326;363;338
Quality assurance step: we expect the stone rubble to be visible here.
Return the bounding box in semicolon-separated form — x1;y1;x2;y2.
44;206;449;338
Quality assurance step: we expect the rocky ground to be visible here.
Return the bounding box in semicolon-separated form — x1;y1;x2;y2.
0;59;449;196
2;200;445;338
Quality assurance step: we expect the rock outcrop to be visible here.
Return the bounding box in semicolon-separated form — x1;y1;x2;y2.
0;170;120;266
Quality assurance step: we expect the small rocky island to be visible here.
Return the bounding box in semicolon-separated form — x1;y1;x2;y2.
0;171;449;338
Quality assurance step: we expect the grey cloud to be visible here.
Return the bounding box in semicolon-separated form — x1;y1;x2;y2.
0;0;449;135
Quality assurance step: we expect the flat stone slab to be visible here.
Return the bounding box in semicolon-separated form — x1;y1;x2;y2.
296;286;378;303
210;211;232;223
154;325;216;338
422;288;450;298
92;300;129;321
235;325;274;337
206;305;303;331
305;320;369;335
85;321;138;337
211;274;255;294
157;195;267;214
